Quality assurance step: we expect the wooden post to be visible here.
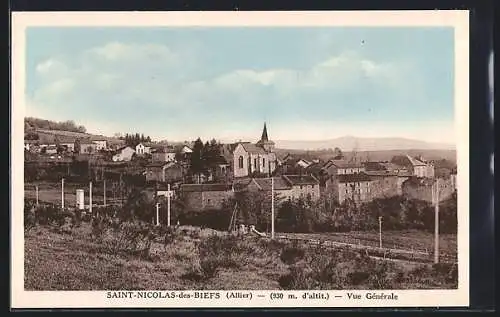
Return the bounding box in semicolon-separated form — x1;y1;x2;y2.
35;185;39;206
61;178;65;209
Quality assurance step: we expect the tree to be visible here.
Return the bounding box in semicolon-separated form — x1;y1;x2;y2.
333;147;344;160
191;138;205;174
74;138;81;154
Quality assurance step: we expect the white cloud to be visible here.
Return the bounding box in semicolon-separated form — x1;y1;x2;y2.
27;40;436;142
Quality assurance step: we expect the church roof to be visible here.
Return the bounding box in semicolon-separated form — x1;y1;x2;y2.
261;122;269;142
240;143;268;154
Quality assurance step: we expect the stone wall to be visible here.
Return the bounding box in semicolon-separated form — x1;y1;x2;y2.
402;177;455;203
182;190;234;211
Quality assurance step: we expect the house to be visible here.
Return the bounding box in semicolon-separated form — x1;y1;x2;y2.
92;139;107;151
295;159;312;169
80;139;98;154
135;143;151;155
282;175;321;201
112;146;135;162
181;145;193;154
152;148;176;163
391;155;435;178
60;142;75;152
450;168;457;190
179;183;234;211
145;162;184;183
24;140;38;151
323;159;365;176
231;123;278;178
324;171;403;204
45;145;58;155
402;177;455;203
236;174;321;202
364;170;411;196
325;173;373;204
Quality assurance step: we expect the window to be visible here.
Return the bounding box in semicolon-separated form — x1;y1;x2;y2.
254;158;257;170
263;158;266;167
238;156;244;168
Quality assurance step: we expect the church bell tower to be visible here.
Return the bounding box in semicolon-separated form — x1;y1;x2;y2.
257;122;275;152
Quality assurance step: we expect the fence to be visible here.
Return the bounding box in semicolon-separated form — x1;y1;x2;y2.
274;234;457;264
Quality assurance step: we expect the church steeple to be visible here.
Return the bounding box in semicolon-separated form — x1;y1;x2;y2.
261;122;269;142
257;122;274;153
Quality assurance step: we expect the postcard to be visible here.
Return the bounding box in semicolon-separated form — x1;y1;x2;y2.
11;10;470;308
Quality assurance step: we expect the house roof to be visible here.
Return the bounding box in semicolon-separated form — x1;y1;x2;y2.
405;154;427;166
79;139;95;145
365;170;399;177
325;159;363;169
282;174;319;186
180;183;232;192
240;142;267;154
363;161;386;171
252;177;292;191
146;161;179;168
114;146;135;154
403;176;435;187
305;162;324;174
337;173;373;183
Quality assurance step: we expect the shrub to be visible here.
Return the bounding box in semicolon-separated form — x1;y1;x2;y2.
280;244;306;265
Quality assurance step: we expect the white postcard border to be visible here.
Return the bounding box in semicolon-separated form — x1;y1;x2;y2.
11;10;470;308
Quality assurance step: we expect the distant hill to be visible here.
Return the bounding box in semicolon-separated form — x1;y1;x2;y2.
275;136;455;152
274;148;457;164
25;117;87;134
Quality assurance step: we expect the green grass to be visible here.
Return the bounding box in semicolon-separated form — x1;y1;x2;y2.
25;224;457;291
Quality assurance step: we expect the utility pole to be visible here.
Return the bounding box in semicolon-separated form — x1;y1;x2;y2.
89;181;93;216
271;176;275;239
156;203;160;226
103;179;107;207
167;183;171;226
379;216;383;248
434;178;440;264
61;178;65;209
35;185;39;206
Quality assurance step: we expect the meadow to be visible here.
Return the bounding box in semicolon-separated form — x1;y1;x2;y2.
24;221;458;291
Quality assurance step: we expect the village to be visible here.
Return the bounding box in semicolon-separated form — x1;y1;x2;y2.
24;122;457;215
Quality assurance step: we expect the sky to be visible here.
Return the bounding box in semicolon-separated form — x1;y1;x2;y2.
25;27;455;144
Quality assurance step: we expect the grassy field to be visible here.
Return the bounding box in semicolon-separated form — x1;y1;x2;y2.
25;223;458;291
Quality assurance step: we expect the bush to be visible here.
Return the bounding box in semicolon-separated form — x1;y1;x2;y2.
280;245;306;265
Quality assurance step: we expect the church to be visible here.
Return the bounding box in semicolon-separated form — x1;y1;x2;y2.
228;123;278;178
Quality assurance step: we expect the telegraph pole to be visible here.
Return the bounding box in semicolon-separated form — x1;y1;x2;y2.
103;179;106;207
89;181;93;216
271;176;275;239
156;203;160;226
378;216;383;248
434;178;440;264
61;178;65;209
167;183;171;227
35;185;39;206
